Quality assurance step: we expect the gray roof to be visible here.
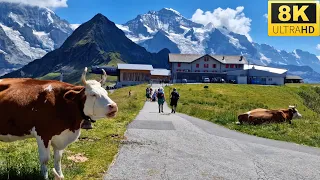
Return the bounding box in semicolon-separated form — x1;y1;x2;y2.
117;63;153;71
151;69;171;76
244;65;287;74
286;75;303;80
169;54;248;64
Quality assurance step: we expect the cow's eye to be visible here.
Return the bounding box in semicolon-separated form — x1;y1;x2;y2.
91;94;96;97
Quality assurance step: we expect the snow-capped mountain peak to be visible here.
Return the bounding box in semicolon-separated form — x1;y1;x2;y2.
119;7;320;75
0;2;73;75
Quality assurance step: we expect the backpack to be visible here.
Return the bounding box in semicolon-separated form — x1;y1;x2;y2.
172;92;180;100
157;91;164;99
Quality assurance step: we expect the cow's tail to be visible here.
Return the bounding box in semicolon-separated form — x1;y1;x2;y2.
52;168;64;180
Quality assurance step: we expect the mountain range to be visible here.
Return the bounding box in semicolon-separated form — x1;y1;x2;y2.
2;13;170;83
0;2;73;76
0;4;319;82
117;8;320;81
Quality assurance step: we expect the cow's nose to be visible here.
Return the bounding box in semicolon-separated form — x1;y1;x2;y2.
108;103;118;111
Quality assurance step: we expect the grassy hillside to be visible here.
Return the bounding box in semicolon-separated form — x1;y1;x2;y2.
0;85;145;180
165;84;320;148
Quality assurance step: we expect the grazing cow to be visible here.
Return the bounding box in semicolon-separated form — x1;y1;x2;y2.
237;106;302;125
0;67;118;180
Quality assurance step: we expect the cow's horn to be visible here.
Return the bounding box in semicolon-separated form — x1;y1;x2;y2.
81;67;88;85
100;69;107;85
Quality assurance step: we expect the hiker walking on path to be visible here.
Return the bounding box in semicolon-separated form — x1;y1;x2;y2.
149;87;153;101
170;88;180;113
157;87;165;113
146;87;150;101
152;89;157;102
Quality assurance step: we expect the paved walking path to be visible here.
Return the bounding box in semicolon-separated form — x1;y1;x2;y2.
104;85;320;180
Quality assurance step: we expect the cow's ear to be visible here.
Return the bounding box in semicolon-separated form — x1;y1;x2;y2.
64;87;85;101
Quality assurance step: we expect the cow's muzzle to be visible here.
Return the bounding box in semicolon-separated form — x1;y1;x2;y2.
107;103;118;118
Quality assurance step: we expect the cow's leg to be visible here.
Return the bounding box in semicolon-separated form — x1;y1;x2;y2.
53;148;64;179
36;137;51;179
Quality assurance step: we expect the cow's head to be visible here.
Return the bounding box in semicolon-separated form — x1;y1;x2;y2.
79;67;118;120
289;105;302;119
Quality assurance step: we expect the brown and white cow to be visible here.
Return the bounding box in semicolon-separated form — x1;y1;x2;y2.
237;106;302;125
0;67;118;179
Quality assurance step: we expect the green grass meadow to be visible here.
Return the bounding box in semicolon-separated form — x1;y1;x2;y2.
165;84;320;148
0;85;145;180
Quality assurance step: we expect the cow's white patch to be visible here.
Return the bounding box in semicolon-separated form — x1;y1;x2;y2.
246;111;251;116
51;128;81;150
44;84;53;92
0;79;3;82
0;127;35;142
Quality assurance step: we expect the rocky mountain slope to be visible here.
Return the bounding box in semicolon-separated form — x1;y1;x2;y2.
2;14;170;83
0;2;73;75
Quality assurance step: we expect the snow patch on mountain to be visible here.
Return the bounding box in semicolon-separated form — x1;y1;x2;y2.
144;24;155;34
259;53;271;64
164;8;181;15
130;34;152;44
0;49;7;54
46;11;54;24
317;56;320;61
116;24;130;33
8;12;25;27
293;49;300;59
0;23;46;63
167;32;205;54
70;24;80;30
227;35;244;49
32;30;54;50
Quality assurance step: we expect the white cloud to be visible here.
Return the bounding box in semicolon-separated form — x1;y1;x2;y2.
317;56;320;61
317;44;320;50
0;0;68;8
191;6;252;42
70;24;80;30
263;14;268;20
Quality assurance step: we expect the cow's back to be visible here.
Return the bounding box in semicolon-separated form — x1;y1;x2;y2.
0;78;84;138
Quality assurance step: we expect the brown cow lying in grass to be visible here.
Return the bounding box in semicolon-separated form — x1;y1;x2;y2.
237;106;302;125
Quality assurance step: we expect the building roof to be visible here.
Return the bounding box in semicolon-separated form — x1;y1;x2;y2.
168;54;248;64
151;69;171;76
117;63;153;71
244;65;287;74
286;75;303;80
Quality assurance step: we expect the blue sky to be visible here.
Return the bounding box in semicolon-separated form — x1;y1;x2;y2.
51;0;318;56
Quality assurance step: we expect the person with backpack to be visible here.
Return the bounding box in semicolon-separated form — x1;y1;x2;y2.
170;88;180;113
146;87;150;101
149;87;153;101
157;87;165;113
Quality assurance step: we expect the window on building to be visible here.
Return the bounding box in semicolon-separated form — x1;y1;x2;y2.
268;78;272;81
212;64;216;68
235;64;238;68
204;64;209;68
178;63;181;67
226;64;229;68
204;56;208;61
230;64;234;68
196;64;199;68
